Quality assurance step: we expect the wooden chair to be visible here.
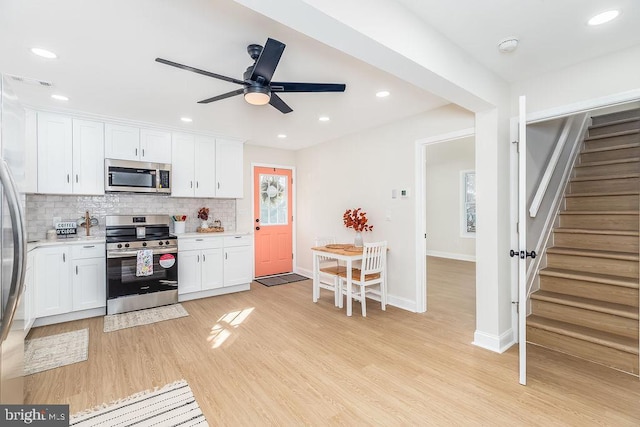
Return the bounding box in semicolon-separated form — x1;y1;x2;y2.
338;241;387;316
314;236;343;306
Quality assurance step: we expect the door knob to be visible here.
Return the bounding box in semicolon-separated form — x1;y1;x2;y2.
255;218;260;222
255;226;260;231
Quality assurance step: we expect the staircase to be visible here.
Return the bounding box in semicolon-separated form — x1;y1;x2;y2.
527;108;640;376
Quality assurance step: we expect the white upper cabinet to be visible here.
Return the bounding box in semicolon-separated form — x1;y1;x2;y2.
72;119;105;195
105;124;171;163
37;112;73;194
171;133;216;198
105;123;139;161
37;113;104;195
215;138;243;198
140;128;172;163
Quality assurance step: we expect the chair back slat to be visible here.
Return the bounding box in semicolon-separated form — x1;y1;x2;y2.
314;236;336;263
361;241;387;278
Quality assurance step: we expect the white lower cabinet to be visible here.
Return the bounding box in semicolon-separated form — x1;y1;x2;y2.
70;244;106;311
34;243;106;321
35;246;72;317
223;236;252;287
24;251;35;334
178;234;251;298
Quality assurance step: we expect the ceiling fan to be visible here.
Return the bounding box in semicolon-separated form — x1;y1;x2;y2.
155;38;346;114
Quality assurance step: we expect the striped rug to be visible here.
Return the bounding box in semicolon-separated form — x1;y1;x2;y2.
70;380;208;426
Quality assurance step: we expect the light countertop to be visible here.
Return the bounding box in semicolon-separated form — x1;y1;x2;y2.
174;231;252;238
27;235;106;251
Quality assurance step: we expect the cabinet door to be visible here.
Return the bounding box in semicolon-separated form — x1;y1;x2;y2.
35;247;72;317
224;245;252;286
201;248;224;290
23;253;34;333
178;250;201;294
171;133;196;197
195;136;216;197
72;119;105;195
37;112;73;194
72;257;106;311
215;139;243;198
105;123;140;161
140;129;172;163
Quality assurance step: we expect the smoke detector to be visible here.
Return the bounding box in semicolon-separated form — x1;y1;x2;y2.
498;37;519;53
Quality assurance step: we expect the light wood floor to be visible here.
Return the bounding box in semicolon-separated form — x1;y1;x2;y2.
26;257;640;425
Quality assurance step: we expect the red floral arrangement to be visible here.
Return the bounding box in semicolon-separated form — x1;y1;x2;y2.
197;207;209;221
343;208;373;232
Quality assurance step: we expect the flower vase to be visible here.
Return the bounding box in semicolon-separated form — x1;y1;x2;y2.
200;220;209;229
354;231;363;247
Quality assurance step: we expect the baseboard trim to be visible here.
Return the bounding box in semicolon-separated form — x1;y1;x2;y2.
427;250;476;262
473;329;516;354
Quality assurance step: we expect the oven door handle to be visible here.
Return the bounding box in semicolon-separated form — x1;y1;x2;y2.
107;247;178;259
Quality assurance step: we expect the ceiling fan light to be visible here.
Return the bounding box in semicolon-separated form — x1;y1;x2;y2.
244;86;270;105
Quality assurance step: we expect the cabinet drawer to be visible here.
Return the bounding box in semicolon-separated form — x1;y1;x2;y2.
71;243;105;259
224;235;252;247
179;236;223;251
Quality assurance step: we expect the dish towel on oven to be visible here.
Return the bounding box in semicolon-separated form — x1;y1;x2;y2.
136;249;153;277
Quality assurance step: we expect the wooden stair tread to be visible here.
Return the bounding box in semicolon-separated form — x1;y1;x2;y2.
531;290;639;319
584;129;640;141
589;116;640;130
527;315;639;355
564;191;639;197
581;142;640;154
553;228;639;236
539;268;639;289
571;173;639;182
559;210;639;215
547;246;639;261
575;157;640;167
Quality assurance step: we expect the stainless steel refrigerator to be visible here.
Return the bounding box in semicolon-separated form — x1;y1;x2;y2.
0;75;27;404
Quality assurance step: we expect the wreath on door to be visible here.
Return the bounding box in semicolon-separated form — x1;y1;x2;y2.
261;176;285;207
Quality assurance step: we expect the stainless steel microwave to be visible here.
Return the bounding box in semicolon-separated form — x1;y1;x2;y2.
105;159;171;193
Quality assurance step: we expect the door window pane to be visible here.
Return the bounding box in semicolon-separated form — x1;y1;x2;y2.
259;174;288;225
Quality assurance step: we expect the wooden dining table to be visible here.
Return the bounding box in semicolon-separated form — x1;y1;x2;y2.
311;244;365;316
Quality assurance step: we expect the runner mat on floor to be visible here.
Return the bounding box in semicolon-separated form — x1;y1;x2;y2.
255;273;309;287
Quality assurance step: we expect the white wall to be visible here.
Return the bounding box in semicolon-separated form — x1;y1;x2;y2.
295;104;474;309
425;137;475;260
237;144;297;233
511;45;640;116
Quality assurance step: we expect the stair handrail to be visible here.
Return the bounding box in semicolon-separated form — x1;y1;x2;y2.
529;116;575;218
526;113;590;297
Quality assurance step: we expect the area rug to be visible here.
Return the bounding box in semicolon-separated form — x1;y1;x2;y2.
104;304;189;333
70;379;208;427
255;273;309;287
24;329;88;375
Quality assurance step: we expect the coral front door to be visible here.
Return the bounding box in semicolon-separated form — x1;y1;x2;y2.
254;166;293;277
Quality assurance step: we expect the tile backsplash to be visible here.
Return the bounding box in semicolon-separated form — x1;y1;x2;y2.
26;194;236;241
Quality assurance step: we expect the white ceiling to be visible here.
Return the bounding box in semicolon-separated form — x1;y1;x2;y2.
1;0;639;150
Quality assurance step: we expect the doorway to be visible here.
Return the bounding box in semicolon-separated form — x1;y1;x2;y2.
415;128;475;313
253;165;294;277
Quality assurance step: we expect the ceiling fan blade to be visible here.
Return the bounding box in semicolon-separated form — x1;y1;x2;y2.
271;82;346;92
155;58;246;86
198;88;244;104
250;38;285;84
269;93;293;114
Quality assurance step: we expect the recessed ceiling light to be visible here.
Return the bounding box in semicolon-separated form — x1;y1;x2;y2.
588;10;619;26
318;116;330;122
180;117;193;123
51;94;68;101
376;90;390;98
277;134;287;139
30;47;57;59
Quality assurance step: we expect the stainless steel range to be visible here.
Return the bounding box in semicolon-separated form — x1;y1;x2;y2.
106;215;178;315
